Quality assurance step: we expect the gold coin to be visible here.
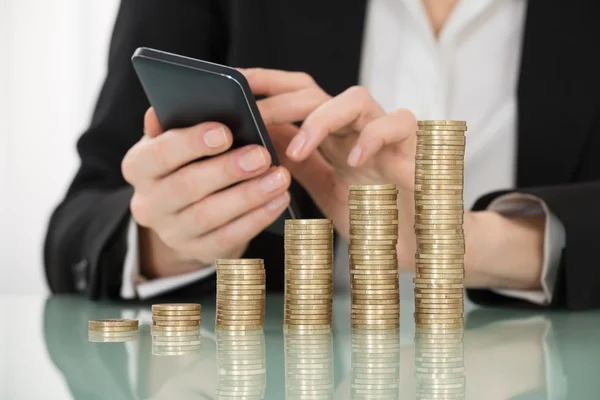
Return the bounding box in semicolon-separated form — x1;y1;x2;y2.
285;219;332;225
415;298;464;305
352;289;399;295
415;148;465;155
415;163;464;170
352;294;399;300
417;253;464;260
348;199;398;206
350;224;399;231
284;244;333;250
414;291;463;298
349;184;397;191
284;228;332;234
285;283;332;289
350;254;397;261
415;229;463;235
350;240;398;246
217;283;266;290
285;293;332;300
349;249;397;255
415;215;464;222
350;234;398;240
285;234;333;240
285;276;332;283
215;309;263;316
349;194;398;200
418;120;466;126
152;310;202;316
152;315;201;321
153;319;200;327
284;324;331;330
217;294;265;300
415;173;464;180
88;319;138;328
285;314;332;320
348;189;398;195
216;314;265;321
349;209;399;215
218;289;266;297
415;155;465;162
415;322;463;329
216;259;264;265
348;204;398;211
415;180;464;187
416;206;464;212
351;229;399;237
350;220;399;226
352;299;399;305
351;283;398;290
88;326;138;333
417;274;464;281
351;322;399;329
152;303;201;312
286;299;333;306
216;304;264;311
416;304;463;311
351;303;400;310
286;254;332;261
417;243;464;250
413;277;463;285
350;269;398;275
284;250;332;257
151;325;201;331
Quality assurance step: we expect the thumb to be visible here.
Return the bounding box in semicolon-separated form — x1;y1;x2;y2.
143;107;164;138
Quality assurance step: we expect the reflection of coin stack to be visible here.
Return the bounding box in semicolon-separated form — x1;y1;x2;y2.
350;329;400;400
216;259;266;331
348;185;400;330
216;329;267;400
88;319;139;342
151;304;202;356
414;121;467;329
414;328;466;400
284;329;334;400
284;219;334;331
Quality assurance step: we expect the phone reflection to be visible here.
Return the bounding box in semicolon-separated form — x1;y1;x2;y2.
414;328;465;400
216;328;266;400
350;329;400;400
284;328;334;400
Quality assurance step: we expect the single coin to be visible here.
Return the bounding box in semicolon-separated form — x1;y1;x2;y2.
415;148;465;156
217;294;265;300
151;325;201;332
349;190;398;196
285;258;332;265
350;240;398;247
88;326;139;332
348;200;398;206
286;219;332;225
284;250;333;256
350;220;399;226
350;269;399;275
416;273;464;281
352;294;399;301
349;184;397;191
349;209;399;216
414;292;463;299
218;283;266;291
153;319;200;326
351;229;399;237
216;259;264;265
350;234;398;240
349;194;398;200
351;283;399;290
415;179;464;186
88;319;138;328
285;275;333;282
152;310;202;317
348;247;397;253
285;283;332;289
348;205;398;211
417;253;464;260
152;314;202;321
284;244;333;250
418;120;466;126
415;215;464;222
285;234;333;240
350;224;399;231
350;254;397;261
217;290;267;297
284;229;332;235
152;303;201;312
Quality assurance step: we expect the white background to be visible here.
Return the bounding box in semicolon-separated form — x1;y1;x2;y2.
0;0;120;295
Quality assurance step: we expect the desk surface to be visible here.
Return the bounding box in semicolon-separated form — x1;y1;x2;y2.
1;294;599;400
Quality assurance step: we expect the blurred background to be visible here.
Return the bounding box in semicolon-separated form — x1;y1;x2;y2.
0;0;120;295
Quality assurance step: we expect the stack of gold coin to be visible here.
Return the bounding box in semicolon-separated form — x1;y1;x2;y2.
88;319;139;342
284;219;334;331
414;328;466;400
348;184;400;330
151;303;202;355
351;329;400;400
216;259;266;331
216;329;266;399
284;329;334;400
414;120;467;329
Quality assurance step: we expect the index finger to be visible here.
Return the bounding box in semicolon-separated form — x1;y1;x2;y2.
239;68;317;97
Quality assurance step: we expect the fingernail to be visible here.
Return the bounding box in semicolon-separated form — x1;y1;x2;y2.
347;146;363;166
266;192;290;211
286;131;307;158
239;148;267;172
204;126;227;148
259;170;288;193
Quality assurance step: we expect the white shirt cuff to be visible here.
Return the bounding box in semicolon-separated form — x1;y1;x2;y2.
120;218;216;300
487;193;566;305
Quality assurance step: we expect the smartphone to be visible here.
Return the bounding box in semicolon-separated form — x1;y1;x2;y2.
131;47;299;235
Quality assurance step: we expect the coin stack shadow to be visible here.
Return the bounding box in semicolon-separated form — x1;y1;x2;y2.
284;219;334;331
414;120;467;329
348;184;400;330
151;303;202;356
216;329;267;399
216;259;266;331
414;328;466;400
284;329;334;400
88;319;139;342
350;329;400;400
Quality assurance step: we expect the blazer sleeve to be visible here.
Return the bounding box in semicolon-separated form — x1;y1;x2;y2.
466;181;600;310
43;0;229;299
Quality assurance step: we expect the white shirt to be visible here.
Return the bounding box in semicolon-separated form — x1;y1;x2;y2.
121;0;565;304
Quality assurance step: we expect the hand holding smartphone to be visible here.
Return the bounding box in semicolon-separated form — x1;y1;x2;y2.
131;47;299;236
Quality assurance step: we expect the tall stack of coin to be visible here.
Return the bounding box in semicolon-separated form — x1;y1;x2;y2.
88;319;139;342
414;120;467;329
348;184;400;330
284;329;334;400
216;329;266;399
151;303;202;355
284;219;334;330
351;329;400;400
216;259;266;331
414;328;466;400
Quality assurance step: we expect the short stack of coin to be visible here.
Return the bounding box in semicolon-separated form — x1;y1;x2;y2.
216;329;267;399
284;329;334;400
350;329;400;400
414;328;466;400
414;120;467;329
151;303;202;355
88;319;139;342
284;219;334;331
348;184;400;330
216;259;266;331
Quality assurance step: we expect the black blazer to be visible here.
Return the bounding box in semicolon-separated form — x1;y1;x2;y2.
44;0;600;309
